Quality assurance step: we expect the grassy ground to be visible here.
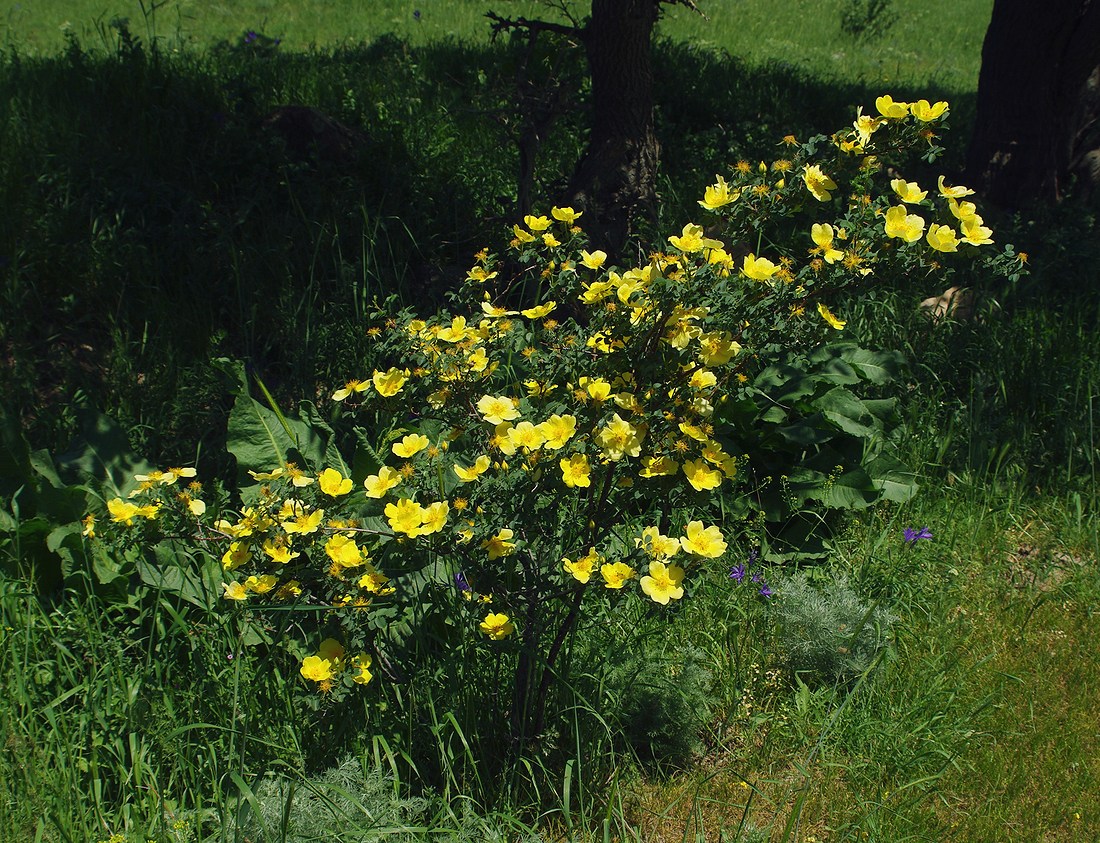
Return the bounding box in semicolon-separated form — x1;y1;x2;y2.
5;0;992;90
2;1;1099;841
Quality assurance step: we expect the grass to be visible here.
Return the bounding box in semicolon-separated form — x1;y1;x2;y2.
2;0;1099;840
5;0;992;91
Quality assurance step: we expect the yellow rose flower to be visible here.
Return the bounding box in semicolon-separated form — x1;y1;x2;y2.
537;414;577;450
364;465;401;498
875;94;909;119
454;455;491;482
579;249;607;270
479;612;515;640
890;178;928;204
817;302;846;330
600;561;636;589
521;301;556;319
683;458;723;491
883;205;926;243
639;561;685;605
372;367;409;397
910;99;949;122
926;223;960;253
560;454;591;488
299;655;334;682
476;394;520;425
482;528;517;560
596;414;645;461
392;433;430;458
679;521;727;557
563;547;600;584
740;253;779;282
385;498;424;537
698;175;740;210
802;164;837;201
318;467;353;497
810;224;844;264
551;206;582;224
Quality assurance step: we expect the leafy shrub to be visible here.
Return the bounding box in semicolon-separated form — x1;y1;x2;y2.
601;644;715;770
80;96;1017;777
226;756;545;842
774;571;895;686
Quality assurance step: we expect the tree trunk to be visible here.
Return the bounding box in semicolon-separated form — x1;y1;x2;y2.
567;0;661;254
965;0;1100;207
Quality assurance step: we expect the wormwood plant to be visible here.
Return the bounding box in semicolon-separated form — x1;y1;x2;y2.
774;571;895;686
82;98;1019;768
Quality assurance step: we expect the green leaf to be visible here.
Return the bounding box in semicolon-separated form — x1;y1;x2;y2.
817;467;877;509
814;386;877;437
836;346;906;384
776;414;833;446
55;410;154;497
753;364;818;404
136;542;221;609
46;523;85;580
226;376;326;499
864;454;919;502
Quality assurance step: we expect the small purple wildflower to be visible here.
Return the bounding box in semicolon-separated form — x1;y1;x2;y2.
729;563;746;582
751;570;764;583
413;9;421;20
758;584;774;598
244;30;258;44
747;547;759;567
455;571;471;592
903;526;933;546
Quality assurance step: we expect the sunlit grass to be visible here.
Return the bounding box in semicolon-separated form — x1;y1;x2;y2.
5;0;992;92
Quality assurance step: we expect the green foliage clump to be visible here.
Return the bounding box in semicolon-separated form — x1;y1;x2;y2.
226;757;431;843
74;95;1017;797
602;645;715;770
774;570;895;686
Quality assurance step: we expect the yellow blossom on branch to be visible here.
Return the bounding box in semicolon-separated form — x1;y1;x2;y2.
318;467;353;497
910;99;949;122
639;561;685;605
476;394;520;425
559;454;591;488
479;612;515;640
802;164;838;201
817;302;847;330
926;223;960;253
372;367;409;397
875;94;909;119
364;465;401;498
679;521;727;557
392;433;430;458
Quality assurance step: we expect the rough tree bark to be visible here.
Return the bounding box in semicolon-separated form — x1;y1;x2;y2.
965;0;1100;207
565;0;661;254
490;0;682;255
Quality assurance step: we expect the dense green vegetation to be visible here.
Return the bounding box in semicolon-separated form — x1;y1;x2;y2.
2;1;1098;841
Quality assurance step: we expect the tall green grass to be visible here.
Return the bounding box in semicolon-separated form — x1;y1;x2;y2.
5;0;993;96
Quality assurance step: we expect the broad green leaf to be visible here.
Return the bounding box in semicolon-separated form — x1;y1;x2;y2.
776;414;833;446
136;542;220;609
226;384;326;499
814;386;878;437
46;522;85;580
838;346;906;384
55;410;154;497
865;454;919;502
